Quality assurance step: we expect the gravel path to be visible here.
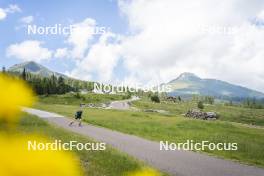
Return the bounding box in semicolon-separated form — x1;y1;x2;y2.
23;108;264;176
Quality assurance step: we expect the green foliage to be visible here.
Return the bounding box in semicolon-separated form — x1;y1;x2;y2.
2;66;6;73
192;94;199;101
204;96;214;105
243;98;264;109
39;93;128;105
9;70;96;95
225;100;233;106
74;92;82;99
17;69;74;95
151;95;160;103
178;96;182;102
197;101;204;109
22;68;26;80
122;93;132;100
74;92;86;100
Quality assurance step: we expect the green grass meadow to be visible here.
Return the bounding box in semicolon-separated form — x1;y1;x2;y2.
132;98;264;126
38;93;129;105
35;100;264;168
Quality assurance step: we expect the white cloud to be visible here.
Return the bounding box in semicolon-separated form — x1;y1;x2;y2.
6;40;52;62
4;4;21;13
56;18;97;60
0;8;7;20
0;4;21;21
67;18;96;59
111;0;264;92
20;16;34;24
63;0;264;92
69;32;122;82
257;10;264;20
54;48;69;58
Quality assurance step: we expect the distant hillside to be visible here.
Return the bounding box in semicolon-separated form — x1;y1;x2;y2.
164;72;264;99
8;61;68;78
8;62;264;99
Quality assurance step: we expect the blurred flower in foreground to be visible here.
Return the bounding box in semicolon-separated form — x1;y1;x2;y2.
0;134;82;176
127;167;161;176
0;74;35;123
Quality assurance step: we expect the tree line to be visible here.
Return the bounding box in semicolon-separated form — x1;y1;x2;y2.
2;67;94;95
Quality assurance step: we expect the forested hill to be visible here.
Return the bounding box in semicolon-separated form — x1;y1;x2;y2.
6;61;94;95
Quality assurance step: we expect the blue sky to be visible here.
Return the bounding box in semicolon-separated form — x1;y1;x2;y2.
1;0;264;92
0;0;126;73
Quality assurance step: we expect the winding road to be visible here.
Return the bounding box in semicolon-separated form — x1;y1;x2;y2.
108;96;140;110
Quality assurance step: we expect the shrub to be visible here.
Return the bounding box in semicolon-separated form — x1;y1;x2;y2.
74;92;86;100
74;92;81;99
151;95;160;103
197;101;204;109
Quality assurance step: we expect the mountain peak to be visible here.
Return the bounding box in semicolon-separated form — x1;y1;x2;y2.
165;72;264;99
24;61;38;64
9;61;43;72
8;61;67;78
24;61;39;65
176;72;201;81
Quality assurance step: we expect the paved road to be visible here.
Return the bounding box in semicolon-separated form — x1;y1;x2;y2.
109;101;131;110
109;96;140;110
23;108;264;176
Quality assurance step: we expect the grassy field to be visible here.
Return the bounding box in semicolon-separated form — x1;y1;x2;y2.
35;102;264;167
12;113;164;176
38;93;129;105
132;98;264;126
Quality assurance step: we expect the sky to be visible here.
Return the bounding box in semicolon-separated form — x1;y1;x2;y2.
1;0;264;92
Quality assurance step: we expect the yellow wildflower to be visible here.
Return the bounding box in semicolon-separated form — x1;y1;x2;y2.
0;134;83;176
127;167;161;176
0;74;35;123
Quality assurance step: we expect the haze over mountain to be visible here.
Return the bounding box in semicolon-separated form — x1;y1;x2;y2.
165;72;264;99
8;61;68;78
